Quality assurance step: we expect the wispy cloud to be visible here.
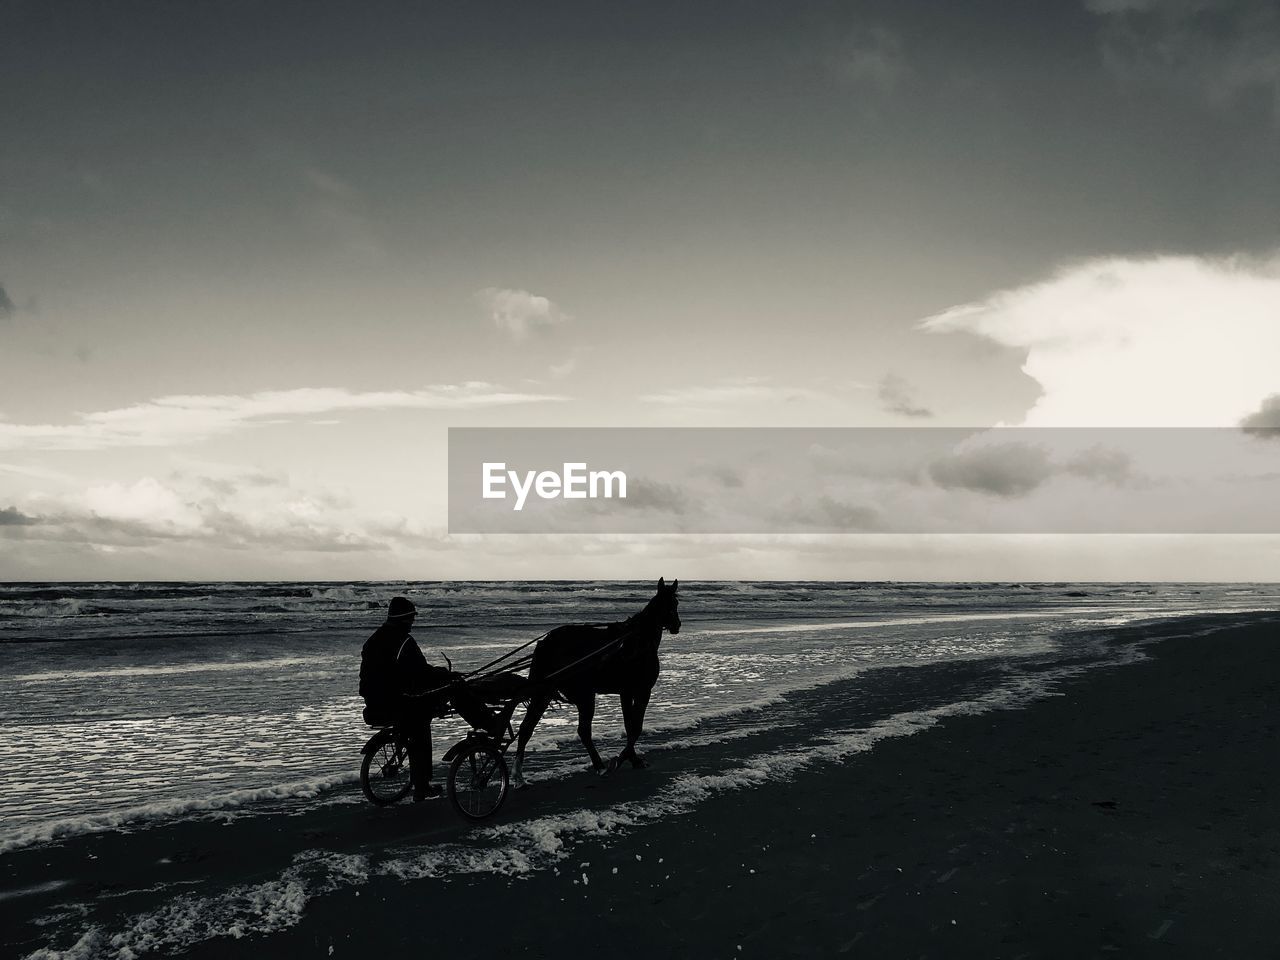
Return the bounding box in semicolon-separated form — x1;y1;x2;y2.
2;471;437;553
640;377;826;408
877;374;933;419
827;26;910;95
300;167;384;257
478;287;570;340
769;495;883;531
0;383;566;451
1086;0;1280;120
0;283;14;322
548;346;591;380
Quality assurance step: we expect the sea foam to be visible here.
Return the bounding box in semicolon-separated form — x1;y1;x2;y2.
24;629;1193;960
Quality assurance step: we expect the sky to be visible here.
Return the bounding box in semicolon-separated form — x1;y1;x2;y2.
2;0;1280;580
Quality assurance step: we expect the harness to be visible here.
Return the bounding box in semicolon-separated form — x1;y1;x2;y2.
409;610;662;700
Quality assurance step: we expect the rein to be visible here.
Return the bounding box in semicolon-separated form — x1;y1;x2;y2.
406;632;548;700
412;604;670;699
536;612;660;685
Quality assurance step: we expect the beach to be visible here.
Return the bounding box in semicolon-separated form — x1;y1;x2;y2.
9;4;1280;956
5;608;1278;959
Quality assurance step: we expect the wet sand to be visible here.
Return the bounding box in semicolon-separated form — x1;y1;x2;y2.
6;612;1279;959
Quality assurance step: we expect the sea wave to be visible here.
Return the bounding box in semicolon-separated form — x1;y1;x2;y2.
23;626;1199;960
0;773;359;856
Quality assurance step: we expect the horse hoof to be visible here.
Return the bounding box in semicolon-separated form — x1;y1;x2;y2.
631;757;650;769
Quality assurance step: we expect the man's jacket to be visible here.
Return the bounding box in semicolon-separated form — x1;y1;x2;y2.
359;623;447;715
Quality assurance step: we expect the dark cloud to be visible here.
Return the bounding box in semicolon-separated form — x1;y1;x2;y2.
877;374;934;419
927;439;1147;498
590;478;695;516
188;470;288;497
1087;0;1280;118
690;463;744;489
1062;445;1137;484
0;284;14;321
928;442;1054;498
0;506;39;526
1240;393;1280;437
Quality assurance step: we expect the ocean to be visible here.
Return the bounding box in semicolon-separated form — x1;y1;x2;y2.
3;580;1275;856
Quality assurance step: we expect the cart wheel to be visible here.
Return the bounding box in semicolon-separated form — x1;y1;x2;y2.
361;729;412;806
447;738;510;820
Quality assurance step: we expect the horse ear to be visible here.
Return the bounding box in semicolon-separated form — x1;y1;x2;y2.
672;579;678;591
657;577;665;589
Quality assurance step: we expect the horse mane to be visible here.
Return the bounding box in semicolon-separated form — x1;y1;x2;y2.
585;598;660;633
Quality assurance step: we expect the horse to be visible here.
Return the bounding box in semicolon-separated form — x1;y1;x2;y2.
511;578;680;788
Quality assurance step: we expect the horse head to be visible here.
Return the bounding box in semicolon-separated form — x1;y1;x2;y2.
646;577;680;635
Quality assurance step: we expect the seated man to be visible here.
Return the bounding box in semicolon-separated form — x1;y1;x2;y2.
360;596;505;801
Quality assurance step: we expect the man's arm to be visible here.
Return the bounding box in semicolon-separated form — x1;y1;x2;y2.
395;635;436;697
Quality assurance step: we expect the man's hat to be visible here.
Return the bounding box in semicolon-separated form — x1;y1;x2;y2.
387;596;417;619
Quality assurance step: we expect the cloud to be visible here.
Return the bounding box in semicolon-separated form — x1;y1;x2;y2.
690;462;745;489
548;357;577;379
1240;393;1280;437
827;27;910;94
928;442;1055;498
0;383;566;451
478;288;569;340
770;495;882;531
2;473;418;553
300;168;383;257
303;168;358;199
0;283;13;321
923;255;1280;426
1086;0;1280;118
877;374;933;419
1062;445;1139;484
589;478;695;516
0;506;39;526
548;346;591;380
807;432;1144;493
81;477;205;532
641;377;825;408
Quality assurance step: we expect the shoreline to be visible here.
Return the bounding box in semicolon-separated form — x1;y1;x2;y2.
6;611;1279;958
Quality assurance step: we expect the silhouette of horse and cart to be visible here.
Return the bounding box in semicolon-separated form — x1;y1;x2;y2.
359;578;681;820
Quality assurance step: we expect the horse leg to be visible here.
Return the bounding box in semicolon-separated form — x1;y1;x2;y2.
610;693;637;772
621;690;651;768
513;693;550;789
576;695;607;774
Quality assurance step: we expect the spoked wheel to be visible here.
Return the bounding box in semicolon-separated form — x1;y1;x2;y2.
361;729;412;806
447;738;510;821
